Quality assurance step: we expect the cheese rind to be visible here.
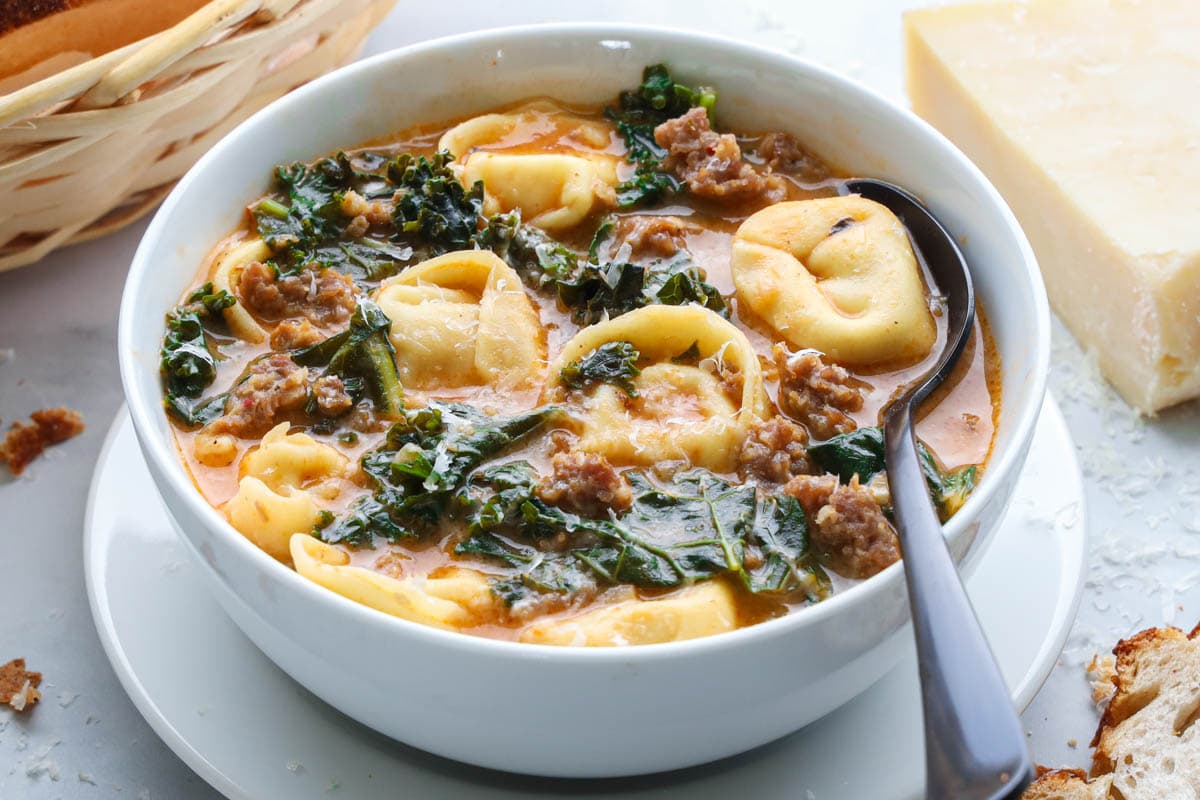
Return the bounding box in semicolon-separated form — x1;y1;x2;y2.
905;0;1200;413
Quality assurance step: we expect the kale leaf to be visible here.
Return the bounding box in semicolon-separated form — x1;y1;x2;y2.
581;469;754;587
486;214;726;324
606;64;716;208
455;462;826;607
809;426;886;483
560;342;641;397
810;425;979;521
291;299;404;417
919;446;979;521
745;494;829;599
161;282;236;425
390;150;484;255
317;403;560;547
613;63;717;125
254;152;378;249
480;212;576;287
254;151;412;281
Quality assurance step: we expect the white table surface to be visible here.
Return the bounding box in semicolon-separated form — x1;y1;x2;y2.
3;2;1199;797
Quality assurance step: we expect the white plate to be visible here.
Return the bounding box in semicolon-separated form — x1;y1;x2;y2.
85;397;1085;799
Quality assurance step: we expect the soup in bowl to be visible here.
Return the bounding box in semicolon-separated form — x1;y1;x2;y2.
119;25;1048;777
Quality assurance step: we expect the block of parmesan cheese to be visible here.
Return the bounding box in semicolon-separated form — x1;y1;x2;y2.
904;0;1200;413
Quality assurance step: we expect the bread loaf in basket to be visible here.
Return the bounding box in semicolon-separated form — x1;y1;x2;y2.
0;0;398;271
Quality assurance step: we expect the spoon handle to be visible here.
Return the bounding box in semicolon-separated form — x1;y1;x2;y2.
884;408;1034;800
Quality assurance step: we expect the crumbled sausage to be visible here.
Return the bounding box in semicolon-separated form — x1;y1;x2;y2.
654;107;786;204
739;416;813;483
312;374;354;417
784;473;840;518
0;407;85;476
537;451;633;518
756;132;831;183
347;400;388;434
0;658;41;714
700;355;744;400
205;354;352;438
785;474;900;579
775;345;864;440
205;354;309;438
269;318;325;351
340;190;393;239
238;261;356;326
614;215;694;258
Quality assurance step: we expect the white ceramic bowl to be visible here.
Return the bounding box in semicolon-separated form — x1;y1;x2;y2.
118;24;1050;778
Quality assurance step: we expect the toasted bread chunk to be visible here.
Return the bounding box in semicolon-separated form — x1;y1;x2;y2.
1022;769;1097;800
1024;622;1200;799
1086;623;1200;796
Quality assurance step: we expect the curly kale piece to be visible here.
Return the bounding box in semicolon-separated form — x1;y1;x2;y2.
255;152;374;248
254;151;412;281
161;282;236;426
614;63;718;125
606;64;716;207
316;403;561;548
455;462;828;607
560;342;641;398
291;299;403;417
390;150;484;254
485;214;726;324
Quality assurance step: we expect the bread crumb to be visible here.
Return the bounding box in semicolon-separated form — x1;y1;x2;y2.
0;407;84;476
1086;653;1117;708
0;659;42;714
1067;738;1078;748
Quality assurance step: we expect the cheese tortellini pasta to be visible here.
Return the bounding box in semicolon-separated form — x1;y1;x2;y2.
548;305;768;472
519;580;739;646
732;196;937;366
210;238;270;343
439;103;620;231
290;536;500;629
224;424;347;562
374;250;545;391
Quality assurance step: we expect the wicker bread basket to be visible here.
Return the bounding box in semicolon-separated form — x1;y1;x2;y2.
0;0;398;272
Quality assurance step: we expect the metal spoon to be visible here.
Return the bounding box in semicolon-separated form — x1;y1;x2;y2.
841;178;1034;800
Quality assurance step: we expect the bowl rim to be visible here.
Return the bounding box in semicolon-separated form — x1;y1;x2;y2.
118;21;1051;662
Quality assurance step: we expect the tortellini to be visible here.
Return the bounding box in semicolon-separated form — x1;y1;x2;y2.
519;581;739;646
290;536;499;629
438;103;620;231
374;250;545;391
210;238;270;344
731;196;937;366
547;305;768;472
224;424;347;562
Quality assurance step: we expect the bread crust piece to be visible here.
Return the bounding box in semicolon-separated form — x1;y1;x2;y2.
0;0;209;86
1023;621;1200;799
1085;622;1200;797
1022;767;1115;800
1022;769;1090;800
